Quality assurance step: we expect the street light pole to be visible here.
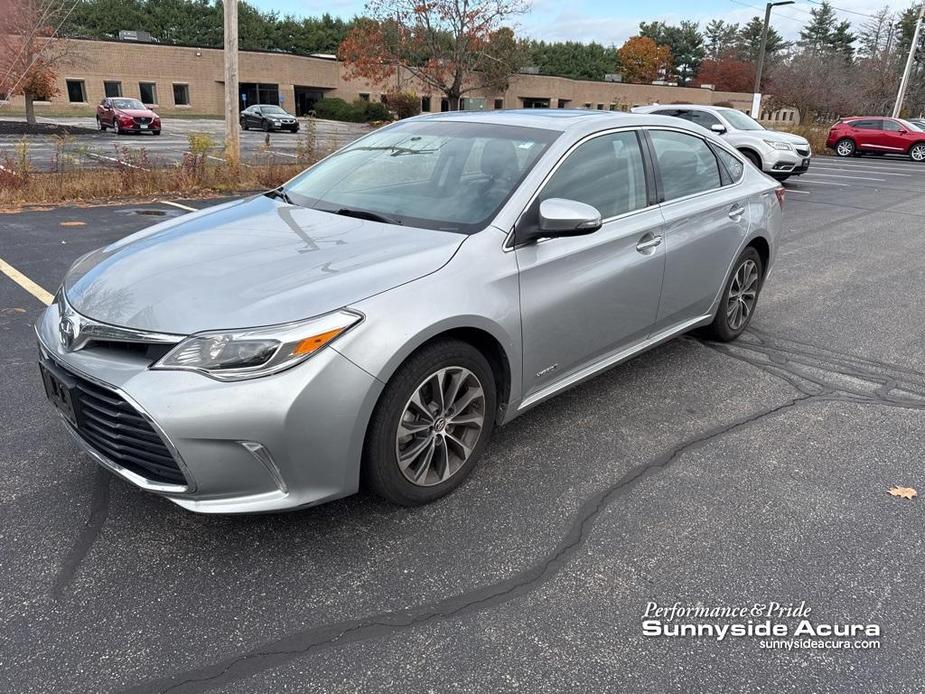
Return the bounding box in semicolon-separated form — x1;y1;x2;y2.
892;2;924;118
223;0;240;163
752;1;794;119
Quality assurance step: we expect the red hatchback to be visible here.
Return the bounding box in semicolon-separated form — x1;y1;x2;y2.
827;117;925;161
96;97;161;135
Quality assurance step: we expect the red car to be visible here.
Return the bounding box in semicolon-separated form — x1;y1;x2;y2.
96;97;161;135
827;116;925;161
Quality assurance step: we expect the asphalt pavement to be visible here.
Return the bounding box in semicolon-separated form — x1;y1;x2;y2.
1;156;924;693
0;115;370;169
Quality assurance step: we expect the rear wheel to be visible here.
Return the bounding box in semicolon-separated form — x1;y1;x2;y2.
835;138;855;157
771;173;790;182
363;339;497;506
741;149;762;170
909;143;925;162
703;247;764;342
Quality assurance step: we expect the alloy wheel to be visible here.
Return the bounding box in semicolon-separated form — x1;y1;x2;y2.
836;140;854;157
395;366;486;487
911;144;925;162
726;259;759;331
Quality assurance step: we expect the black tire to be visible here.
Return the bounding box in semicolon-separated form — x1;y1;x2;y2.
363;339;497;506
909;142;925;163
97;116;105;131
240;119;248;131
152;129;161;136
702;247;764;342
771;173;790;182
834;138;855;157
741;149;762;170
263;121;271;132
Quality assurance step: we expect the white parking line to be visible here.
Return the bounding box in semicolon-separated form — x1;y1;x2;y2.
86;152;148;171
788;180;849;186
809;165;910;177
814;159;917;171
783;188;811;194
159;200;198;212
0;257;54;305
802;173;885;181
269;150;298;158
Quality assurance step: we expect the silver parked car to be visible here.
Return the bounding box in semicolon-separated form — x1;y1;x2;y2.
37;110;782;513
633;104;812;181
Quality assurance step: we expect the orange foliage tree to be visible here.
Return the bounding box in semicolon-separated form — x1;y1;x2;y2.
694;54;756;93
0;0;73;124
617;36;672;84
338;0;527;111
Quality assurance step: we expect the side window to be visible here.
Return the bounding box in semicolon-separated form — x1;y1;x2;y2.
654;109;684;118
713;146;745;183
686;110;722;129
540;131;648;219
649;130;722;201
882;120;901;132
852;120;881;130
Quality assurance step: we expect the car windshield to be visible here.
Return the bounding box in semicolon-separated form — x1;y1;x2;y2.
719;109;765;131
283;120;559;233
112;98;145;110
899;118;922;131
261;106;286;114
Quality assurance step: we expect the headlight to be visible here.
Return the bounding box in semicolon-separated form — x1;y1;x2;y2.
763;140;793;151
152;310;362;381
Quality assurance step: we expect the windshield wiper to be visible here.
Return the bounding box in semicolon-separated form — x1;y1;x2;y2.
265;186;295;205
333;207;402;225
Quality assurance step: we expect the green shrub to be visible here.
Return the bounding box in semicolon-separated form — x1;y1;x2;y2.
363;100;392;122
314;97;366;122
385;92;422;119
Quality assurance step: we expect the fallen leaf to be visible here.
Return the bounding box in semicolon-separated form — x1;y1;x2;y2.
0;307;27;315
60;221;86;227
888;486;917;501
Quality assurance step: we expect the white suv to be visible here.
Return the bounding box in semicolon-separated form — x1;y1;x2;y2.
633;104;812;181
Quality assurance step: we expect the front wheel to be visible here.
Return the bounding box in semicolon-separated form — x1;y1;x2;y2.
741;150;762;170
835;138;855;157
702;247;764;342
363;340;497;506
909;143;925;162
240;119;248;131
96;116;105;131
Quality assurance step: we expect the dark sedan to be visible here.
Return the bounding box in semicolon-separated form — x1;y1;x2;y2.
240;105;299;132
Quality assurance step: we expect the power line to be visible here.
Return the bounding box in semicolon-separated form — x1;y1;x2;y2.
801;0;879;20
726;0;807;25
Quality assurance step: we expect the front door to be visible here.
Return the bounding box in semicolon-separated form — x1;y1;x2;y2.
516;130;665;400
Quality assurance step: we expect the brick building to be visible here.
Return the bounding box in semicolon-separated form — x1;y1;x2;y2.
1;37;784;119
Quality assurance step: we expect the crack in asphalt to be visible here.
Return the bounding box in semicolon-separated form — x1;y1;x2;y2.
51;466;112;601
124;392;818;694
118;329;925;693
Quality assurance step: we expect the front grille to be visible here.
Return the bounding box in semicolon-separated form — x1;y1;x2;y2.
133;117;152;125
64;367;186;486
795;147;810;156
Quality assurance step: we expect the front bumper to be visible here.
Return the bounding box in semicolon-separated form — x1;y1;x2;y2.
763;147;811;175
36;303;383;513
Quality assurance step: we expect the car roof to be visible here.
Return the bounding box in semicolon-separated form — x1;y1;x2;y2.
414;109;662;132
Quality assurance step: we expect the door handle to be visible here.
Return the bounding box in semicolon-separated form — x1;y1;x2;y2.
728;204;746;220
635;233;663;253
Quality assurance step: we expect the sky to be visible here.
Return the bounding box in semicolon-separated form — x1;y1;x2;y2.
248;0;911;45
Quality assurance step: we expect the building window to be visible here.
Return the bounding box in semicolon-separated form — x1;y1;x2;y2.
172;83;190;106
583;103;592;109
358;92;370;102
597;103;604;110
557;99;569;109
139;82;158;105
494;98;503;109
65;79;86;103
104;81;122;98
421;96;431;112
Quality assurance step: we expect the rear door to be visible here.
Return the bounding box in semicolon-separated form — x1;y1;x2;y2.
851;119;884;151
515;129;666;400
646;128;752;331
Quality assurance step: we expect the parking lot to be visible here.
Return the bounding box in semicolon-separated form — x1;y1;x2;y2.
0;115;370;168
1;154;924;693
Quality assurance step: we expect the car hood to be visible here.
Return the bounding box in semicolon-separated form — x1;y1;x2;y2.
762;130;810;147
116;108;158;118
64;195;466;334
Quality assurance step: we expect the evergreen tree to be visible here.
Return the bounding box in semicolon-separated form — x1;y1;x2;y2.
799;0;837;53
737;16;787;64
704;19;740;59
638;20;705;84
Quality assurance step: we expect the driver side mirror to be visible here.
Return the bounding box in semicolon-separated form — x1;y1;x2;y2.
711;124;727;134
516;198;602;246
899;128;908;134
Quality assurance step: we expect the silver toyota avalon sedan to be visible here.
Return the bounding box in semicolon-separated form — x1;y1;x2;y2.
37;110;782;513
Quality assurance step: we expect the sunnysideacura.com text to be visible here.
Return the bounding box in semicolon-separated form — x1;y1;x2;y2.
641;601;881;651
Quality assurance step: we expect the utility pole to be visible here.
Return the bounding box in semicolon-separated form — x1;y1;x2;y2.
892;3;924;118
223;0;240;163
752;1;794;119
